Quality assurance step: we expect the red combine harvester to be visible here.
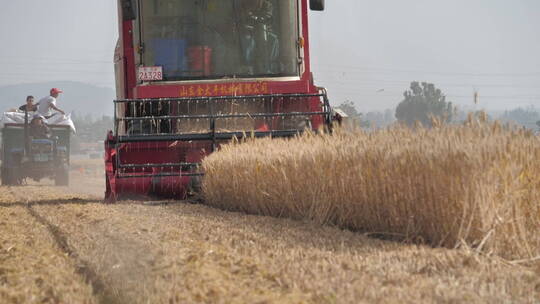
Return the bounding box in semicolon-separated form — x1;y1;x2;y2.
105;0;331;201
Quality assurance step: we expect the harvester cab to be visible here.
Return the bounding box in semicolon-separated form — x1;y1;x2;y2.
106;0;331;201
1;111;70;186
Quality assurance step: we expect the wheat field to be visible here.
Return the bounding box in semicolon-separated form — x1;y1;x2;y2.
1;185;538;303
202;119;540;262
0;151;539;302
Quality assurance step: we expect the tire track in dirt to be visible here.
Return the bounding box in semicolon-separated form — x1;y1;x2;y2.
2;183;165;303
1;186;121;303
30;200;163;303
25;204;117;304
0;187;97;303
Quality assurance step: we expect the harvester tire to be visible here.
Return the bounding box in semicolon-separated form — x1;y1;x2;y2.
1;167;9;185
55;166;69;186
1;167;18;186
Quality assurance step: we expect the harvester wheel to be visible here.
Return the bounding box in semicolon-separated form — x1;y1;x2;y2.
1;167;9;185
1;167;19;186
55;165;69;186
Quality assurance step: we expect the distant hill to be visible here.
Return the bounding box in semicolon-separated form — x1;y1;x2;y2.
0;81;115;117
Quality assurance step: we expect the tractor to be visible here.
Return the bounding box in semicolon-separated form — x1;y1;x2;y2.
1;112;70;186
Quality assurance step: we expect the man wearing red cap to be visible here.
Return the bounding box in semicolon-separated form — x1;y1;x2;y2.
37;88;65;118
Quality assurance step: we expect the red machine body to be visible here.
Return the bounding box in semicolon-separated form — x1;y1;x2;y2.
105;0;330;201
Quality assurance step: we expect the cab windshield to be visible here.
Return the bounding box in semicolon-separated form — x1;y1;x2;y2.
138;0;299;81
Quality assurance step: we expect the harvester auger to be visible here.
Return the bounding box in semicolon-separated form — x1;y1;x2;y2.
105;0;330;202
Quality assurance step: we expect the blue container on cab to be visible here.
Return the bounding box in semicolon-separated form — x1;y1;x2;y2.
151;38;186;77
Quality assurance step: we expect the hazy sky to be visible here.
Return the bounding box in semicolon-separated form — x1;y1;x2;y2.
1;0;539;112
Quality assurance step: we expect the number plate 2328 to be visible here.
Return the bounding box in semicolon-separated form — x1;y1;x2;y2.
138;66;163;81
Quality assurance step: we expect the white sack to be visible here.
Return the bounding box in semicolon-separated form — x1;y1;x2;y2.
0;111;76;133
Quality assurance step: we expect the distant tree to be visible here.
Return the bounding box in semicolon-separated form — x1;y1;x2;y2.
363;109;397;129
499;106;540;130
395;82;453;127
336;101;369;128
383;109;396;125
71;114;114;153
337;100;360;118
471;111;492;122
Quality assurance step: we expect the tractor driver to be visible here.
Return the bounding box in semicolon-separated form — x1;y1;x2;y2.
238;0;279;75
30;114;52;139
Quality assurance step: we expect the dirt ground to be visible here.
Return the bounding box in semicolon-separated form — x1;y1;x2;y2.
0;160;538;303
